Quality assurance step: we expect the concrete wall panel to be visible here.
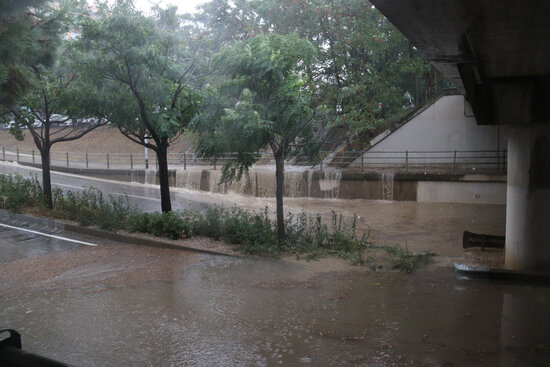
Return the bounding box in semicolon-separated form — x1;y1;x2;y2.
417;181;507;204
362;95;508;165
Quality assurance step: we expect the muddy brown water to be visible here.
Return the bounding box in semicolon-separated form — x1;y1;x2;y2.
1;243;549;367
0;180;537;367
173;189;506;261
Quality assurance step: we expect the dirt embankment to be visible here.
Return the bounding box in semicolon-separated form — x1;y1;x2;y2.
0;126;196;154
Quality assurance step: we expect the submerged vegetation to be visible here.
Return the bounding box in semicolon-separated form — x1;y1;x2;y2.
0;173;433;272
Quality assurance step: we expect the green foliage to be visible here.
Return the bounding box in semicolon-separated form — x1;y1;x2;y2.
74;2;202;144
383;245;435;273
126;211;187;240
191;0;444;144
54;187;134;230
284;211;369;262
73;1;203;212
194;33;326;244
0;0;83;107
195;33;322;182
0;174;44;212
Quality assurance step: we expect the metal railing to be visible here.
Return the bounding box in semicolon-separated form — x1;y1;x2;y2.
0;146;507;173
325;149;507;172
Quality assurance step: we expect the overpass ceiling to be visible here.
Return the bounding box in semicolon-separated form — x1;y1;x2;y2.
371;0;550;125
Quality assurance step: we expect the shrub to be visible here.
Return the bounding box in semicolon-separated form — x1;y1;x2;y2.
126;211;187;240
54;187;134;230
0;174;44;212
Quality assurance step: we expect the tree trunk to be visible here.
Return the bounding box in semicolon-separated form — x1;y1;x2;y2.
157;143;172;212
40;147;53;209
274;152;285;246
409;41;419;105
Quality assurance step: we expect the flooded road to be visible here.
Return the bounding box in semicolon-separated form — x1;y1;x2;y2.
1;244;549;367
0;162;524;366
0;161;506;261
173;188;506;262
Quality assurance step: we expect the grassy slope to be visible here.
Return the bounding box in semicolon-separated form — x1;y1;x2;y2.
0;126;195;154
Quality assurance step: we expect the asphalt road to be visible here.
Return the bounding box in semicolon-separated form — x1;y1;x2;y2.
0;210;109;263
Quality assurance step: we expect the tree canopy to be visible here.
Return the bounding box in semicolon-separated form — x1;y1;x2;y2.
194;33;324;243
74;1;202;212
0;0;65;107
190;0;443;144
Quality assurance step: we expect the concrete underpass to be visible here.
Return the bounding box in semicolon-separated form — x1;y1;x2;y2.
371;0;550;271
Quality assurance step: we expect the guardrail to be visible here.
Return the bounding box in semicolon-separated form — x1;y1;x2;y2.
0;146;507;173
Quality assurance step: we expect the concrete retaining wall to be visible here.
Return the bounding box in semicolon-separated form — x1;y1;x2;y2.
23;162;506;204
358;94;508;166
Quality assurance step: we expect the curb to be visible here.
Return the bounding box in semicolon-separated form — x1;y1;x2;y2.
0;209;244;259
63;223;244;258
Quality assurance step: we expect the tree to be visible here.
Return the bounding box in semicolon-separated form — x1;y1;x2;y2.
254;0;438;140
0;0;106;209
0;0;46;106
194;33;323;245
75;1;201;212
195;0;443;144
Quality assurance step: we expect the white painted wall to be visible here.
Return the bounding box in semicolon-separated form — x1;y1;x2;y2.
359;95;508;166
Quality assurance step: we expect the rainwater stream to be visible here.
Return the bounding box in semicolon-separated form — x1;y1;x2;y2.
1;247;549;367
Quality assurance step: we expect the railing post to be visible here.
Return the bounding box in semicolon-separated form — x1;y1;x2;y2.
130;153;133;170
184;152;187;170
32;149;35;164
453;150;457;171
405;150;409;172
2;146;5;160
213;160;216;170
320;160;323;172
361;151;364;172
155;157;158;170
16;148;19;162
66;152;69;167
86;153;89;168
107;153;110;169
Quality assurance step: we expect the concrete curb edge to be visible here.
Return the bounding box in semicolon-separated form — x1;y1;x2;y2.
63;223;244;258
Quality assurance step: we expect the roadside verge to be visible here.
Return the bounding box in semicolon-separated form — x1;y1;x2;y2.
0;209;244;258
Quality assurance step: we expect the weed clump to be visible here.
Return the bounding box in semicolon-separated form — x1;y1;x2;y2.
384;245;435;273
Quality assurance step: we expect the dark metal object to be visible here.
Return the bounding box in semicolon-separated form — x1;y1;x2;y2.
453;263;550;284
463;230;505;250
0;329;74;367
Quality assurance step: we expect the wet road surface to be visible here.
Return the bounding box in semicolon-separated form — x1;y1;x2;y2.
0;211;105;263
1;243;549;367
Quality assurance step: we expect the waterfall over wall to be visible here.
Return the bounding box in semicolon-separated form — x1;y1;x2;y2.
144;170;157;185
174;168;344;199
381;172;395;200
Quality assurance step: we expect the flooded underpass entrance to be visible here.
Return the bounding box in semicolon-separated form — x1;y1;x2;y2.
1;242;549;367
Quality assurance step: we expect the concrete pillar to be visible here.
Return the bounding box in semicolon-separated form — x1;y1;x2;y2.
505;124;550;270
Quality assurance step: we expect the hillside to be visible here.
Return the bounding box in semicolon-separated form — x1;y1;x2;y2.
0;126;196;154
